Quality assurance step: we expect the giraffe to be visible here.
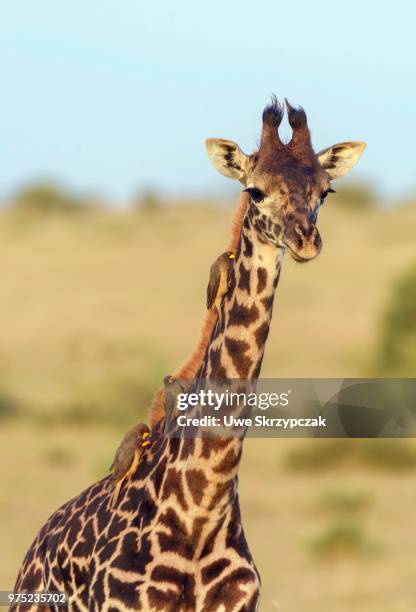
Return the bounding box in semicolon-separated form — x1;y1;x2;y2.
12;97;366;611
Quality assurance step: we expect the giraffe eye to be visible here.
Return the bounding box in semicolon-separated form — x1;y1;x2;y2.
244;187;265;203
320;187;336;205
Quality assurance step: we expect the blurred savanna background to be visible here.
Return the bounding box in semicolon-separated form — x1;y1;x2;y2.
1;2;416;611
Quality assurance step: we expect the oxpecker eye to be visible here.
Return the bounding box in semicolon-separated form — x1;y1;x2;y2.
244;187;265;203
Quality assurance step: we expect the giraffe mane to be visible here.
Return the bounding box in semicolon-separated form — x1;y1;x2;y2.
149;191;249;428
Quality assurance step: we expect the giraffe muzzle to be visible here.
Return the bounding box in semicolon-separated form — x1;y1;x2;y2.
284;222;322;262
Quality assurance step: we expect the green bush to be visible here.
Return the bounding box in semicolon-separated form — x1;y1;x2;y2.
285;439;350;471
377;263;416;376
0;389;20;420
317;487;373;514
12;182;85;215
133;189;162;213
285;439;416;471
307;518;382;559
42;446;73;466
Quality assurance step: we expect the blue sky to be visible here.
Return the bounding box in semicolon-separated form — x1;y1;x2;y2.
0;0;415;201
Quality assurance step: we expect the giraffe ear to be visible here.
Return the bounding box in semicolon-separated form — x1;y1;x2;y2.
205;139;249;181
317;141;367;179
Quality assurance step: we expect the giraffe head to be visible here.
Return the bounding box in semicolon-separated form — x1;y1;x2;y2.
206;96;366;262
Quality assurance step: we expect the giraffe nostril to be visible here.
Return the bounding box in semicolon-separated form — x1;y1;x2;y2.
294;224;303;246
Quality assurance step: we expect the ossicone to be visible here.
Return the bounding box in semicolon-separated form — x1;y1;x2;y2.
285;98;308;131
261;94;284;150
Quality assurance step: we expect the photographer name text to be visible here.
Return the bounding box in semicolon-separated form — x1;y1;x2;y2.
176;415;326;429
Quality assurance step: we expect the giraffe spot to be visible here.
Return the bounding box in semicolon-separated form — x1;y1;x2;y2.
113;530;142;572
261;294;274;311
186;468;208;505
89;557;96;579
180;438;195;460
66;515;82;548
257;267;268;293
217;305;227;335
208;476;236;512
247;591;261;610
107;573;140;608
242;233;253;257
228;300;259;328
255;322;270;349
201;521;223;557
49;574;66;597
135;532;153;574
274;222;282;235
238;261;251;293
147;585;180;610
224;336;253;377
73;528;93;558
119;482;141;513
91;568;106;609
252;357;263;379
213;447;241;474
201;558;231;584
96;538;118;561
158;508;196;559
107;516;128;540
19;566;42;591
162;467;188;511
96;499;111;533
201;437;231;459
209;346;228;379
137;491;157;524
25;547;35;566
78;582;90;609
73;563;89;591
169;437;181;462
53;557;68;586
273;267;281;288
151;564;196;609
201;567;258;612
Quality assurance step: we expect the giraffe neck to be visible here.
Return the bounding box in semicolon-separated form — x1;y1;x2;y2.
170;208;285;523
201;207;284;380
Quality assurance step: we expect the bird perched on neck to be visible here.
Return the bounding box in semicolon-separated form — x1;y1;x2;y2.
207;251;235;315
109;422;151;509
